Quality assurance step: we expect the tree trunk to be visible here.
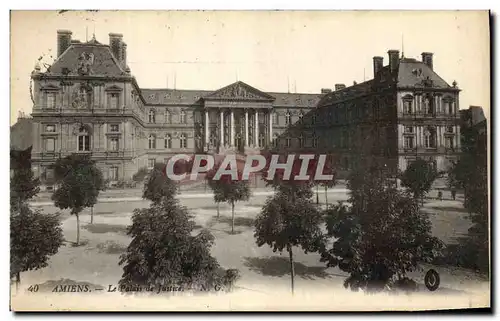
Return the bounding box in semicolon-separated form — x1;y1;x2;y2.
216;202;220;219
16;272;20;293
316;185;319;205
288;244;295;296
324;185;328;207
90;206;94;224
76;213;80;246
231;201;235;234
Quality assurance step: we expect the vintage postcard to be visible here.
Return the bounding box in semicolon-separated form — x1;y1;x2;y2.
9;10;490;311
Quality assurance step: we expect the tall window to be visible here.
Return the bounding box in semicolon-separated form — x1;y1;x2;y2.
110;93;119;109
272;112;277;125
272;133;279;147
165;110;171;123
180;110;186;124
149;109;156;123
403;99;413;114
179;134;187;148
311;113;317;125
45;138;55;152
77;126;91;151
404;136;415;149
46;93;56;109
298;134;304;148
285;112;291;125
424;95;434;115
109;137;119;151
445;136;454;149
312;134;318;148
109;167;118;181
424;127;437;148
148;134;156;149
148;159;155;169
258;133;265;148
285;136;291;148
164;134;172;148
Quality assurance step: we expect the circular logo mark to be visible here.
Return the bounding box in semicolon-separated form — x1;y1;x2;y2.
424;269;440;291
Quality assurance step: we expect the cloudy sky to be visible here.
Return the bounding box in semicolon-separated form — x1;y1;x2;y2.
10;10;489;124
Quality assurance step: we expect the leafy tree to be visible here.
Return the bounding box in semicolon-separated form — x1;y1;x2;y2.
119;181;235;291
132;167;149;183
208;165;251;234
400;158;439;205
254;191;323;295
446;123;488;273
320;161;443;293
52;154;105;245
143;163;178;204
10;168;40;211
312;154;337;207
10;204;64;290
205;165;223;218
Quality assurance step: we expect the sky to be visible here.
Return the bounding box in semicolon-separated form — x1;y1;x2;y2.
10;10;490;125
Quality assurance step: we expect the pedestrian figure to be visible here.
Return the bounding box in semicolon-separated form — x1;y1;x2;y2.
451;189;456;201
437;191;443;201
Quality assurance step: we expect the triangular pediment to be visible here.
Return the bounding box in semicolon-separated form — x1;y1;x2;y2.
204;81;275;101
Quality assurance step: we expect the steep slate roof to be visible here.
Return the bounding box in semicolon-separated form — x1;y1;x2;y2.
397;58;451;89
47;42;126;77
10;118;33;150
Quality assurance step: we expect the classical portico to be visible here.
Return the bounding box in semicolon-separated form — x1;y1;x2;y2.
202;81;275;154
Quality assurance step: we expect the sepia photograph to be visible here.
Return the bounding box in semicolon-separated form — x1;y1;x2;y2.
9;10;490;311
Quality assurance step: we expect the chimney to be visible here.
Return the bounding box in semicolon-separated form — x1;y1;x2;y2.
373;56;383;76
109;33;123;61
321;88;332;94
387;50;400;72
121;42;128;67
57;30;72;57
421;52;434;70
335;84;346;91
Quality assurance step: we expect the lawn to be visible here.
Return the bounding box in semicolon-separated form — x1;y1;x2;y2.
17;189;488;302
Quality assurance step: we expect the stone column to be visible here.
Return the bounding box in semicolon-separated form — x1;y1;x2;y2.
255;110;259;148
205;109;209;147
268;110;273;145
230;109;235;147
245;109;249;146
220;109;224;146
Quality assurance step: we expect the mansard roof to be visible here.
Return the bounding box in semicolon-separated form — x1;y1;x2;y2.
141;81;323;108
397;58;452;89
45;41;127;77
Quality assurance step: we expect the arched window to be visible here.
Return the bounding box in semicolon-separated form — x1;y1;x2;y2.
149;109;156;123
165;110;171;123
148;134;156;149
424;127;436;148
179;133;187;148
164;134;172;149
77;126;91;151
180;110;186;124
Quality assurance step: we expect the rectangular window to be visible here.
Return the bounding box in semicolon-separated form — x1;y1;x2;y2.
445;137;454;149
403;100;413;114
110;124;119;132
404;126;414;133
272;112;278;125
148;159;155;169
46;93;56;109
46;124;56;132
110;93;119;109
109;167;118;181
109;138;119;151
446;126;454;133
404;136;415;149
78;136;90;151
45;138;55;152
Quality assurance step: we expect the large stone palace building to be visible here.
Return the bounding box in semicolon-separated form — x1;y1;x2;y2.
29;30;461;183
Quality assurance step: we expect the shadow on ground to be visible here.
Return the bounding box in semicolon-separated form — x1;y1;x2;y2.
243;256;330;280
217;216;255;227
83;223;128;235
96;240;128;254
425;206;468;213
